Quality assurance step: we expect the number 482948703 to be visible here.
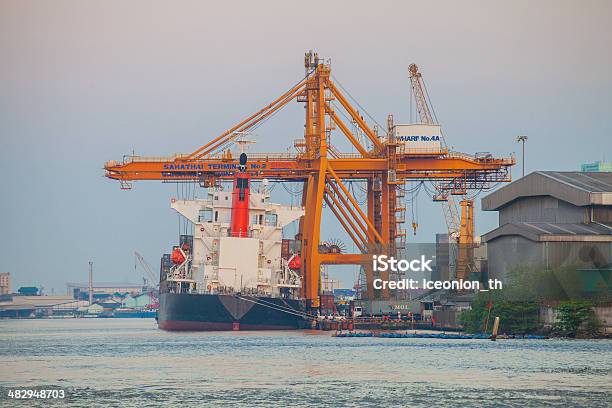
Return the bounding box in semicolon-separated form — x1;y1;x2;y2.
7;389;65;399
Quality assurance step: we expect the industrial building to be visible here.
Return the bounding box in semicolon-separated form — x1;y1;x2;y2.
0;292;155;318
66;282;145;300
122;293;153;308
18;286;39;296
581;160;612;172
482;171;612;279
435;234;451;281
0;295;78;318
0;272;10;295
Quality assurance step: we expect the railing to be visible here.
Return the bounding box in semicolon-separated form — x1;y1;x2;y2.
398;147;448;155
106;149;515;167
124;154;190;164
447;150;515;165
333;152;367;159
245;152;298;160
109;153;300;166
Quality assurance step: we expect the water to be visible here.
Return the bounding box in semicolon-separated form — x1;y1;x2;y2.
0;319;610;407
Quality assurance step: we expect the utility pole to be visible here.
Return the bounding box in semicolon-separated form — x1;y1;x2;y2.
88;261;93;305
516;135;528;177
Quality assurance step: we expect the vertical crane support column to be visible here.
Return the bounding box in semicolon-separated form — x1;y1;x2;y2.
380;176;391;300
298;59;315;299
364;174;391;300
305;80;314;158
364;179;376;300
298;56;315;299
456;199;474;281
301;64;329;308
297;180;309;299
367;175;388;300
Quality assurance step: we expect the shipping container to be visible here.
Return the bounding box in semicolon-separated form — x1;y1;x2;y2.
319;293;335;314
281;239;300;259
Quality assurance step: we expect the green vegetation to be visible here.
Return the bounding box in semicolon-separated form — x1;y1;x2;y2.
461;266;608;335
554;300;601;337
500;265;599;302
460;292;540;334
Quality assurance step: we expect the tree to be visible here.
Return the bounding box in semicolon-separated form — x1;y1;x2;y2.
460;292;540;334
554;300;600;337
462;265;609;335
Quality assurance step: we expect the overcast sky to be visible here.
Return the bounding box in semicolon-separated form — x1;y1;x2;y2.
1;0;611;293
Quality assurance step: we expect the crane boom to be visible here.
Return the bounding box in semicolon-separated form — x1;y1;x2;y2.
407;63;475;280
134;251;158;287
408;63;435;125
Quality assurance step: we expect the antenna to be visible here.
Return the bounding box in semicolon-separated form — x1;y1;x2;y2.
233;132;256;155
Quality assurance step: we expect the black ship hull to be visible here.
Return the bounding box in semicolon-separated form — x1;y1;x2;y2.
158;292;309;331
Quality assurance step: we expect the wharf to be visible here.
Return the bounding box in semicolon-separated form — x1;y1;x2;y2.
315;317;456;332
333;331;549;340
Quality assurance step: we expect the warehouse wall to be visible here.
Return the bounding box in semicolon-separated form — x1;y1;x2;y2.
487;236;544;280
499;196;588;224
487;236;612;280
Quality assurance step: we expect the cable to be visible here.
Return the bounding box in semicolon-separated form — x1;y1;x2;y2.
207;69;316;156
330;74;385;131
236;295;315;320
409;82;413;123
281;182;303;197
348;181;366;205
330;101;372;150
355;181;368;193
421;77;439;124
397;180;424;195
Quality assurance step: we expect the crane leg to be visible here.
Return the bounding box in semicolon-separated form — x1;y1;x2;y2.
297;178;311;299
456;199;475;281
363;180;376;300
380;178;391;300
301;159;327;309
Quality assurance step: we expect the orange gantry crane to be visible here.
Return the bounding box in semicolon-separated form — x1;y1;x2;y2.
105;52;514;309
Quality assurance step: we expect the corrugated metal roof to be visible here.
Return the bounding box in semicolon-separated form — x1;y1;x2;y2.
482;171;612;210
66;282;143;289
483;222;612;242
539;171;612;192
0;296;77;311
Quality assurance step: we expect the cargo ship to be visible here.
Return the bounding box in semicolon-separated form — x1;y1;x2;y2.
157;153;310;330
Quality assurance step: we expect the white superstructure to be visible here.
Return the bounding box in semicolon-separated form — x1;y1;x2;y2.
167;185;304;297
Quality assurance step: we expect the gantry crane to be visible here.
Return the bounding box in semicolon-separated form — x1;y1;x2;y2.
105;52;514;309
407;63;476;280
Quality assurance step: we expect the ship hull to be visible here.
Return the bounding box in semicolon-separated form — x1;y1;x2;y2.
158;292;308;331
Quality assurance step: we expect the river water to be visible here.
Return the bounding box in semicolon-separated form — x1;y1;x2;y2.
0;318;610;407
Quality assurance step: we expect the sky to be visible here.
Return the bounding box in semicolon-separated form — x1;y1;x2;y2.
1;0;611;293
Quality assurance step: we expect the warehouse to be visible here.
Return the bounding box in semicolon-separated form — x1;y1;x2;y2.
482;171;612;279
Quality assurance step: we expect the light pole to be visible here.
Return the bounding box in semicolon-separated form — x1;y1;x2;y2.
516;135;528;177
88;261;93;305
